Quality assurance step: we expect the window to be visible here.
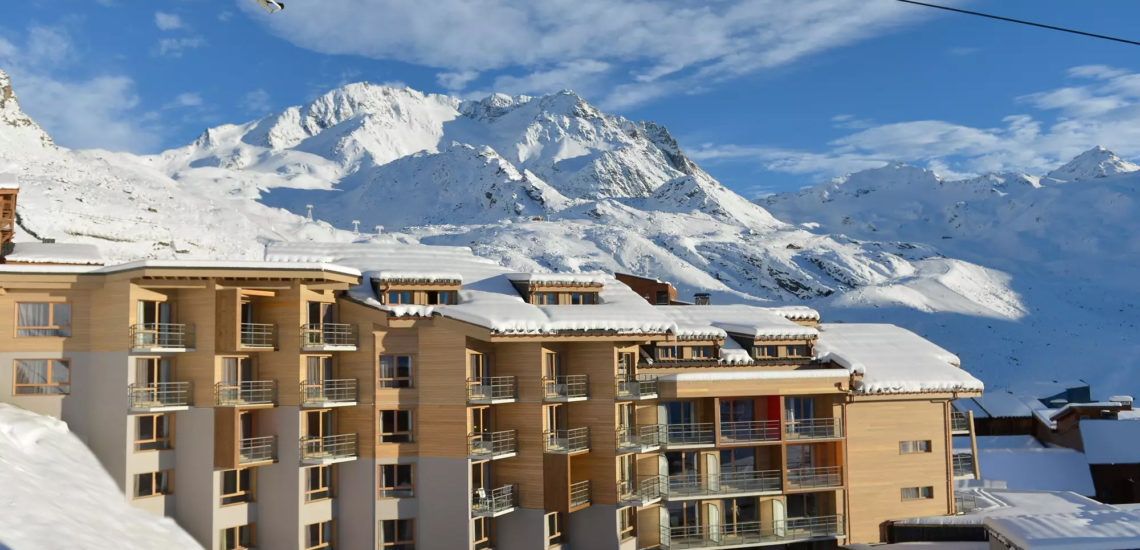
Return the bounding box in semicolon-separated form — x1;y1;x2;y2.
786;345;809;357
546;512;563;546
900;440;932;454
619;506;636;540
16;302;71;337
379;464;415;498
691;346;714;359
135;470;172;498
532;292;558;305
386;291;413;305
379;519;415;550
13;359;70;395
305;465;334;502
656;346;678;360
901;486;935;500
220;468;255;505
305;520;334;550
379;355;414;388
569;292;597;305
221;524;255;550
473;517;491;550
753;345;778;358
135;414;174;451
425;290;457;305
379;410;414;443
654;290;669;305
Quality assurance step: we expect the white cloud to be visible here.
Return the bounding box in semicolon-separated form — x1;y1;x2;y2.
241;88;272;114
154;12;184;31
436;70;479;92
244;0;955;107
167;92;203;109
155;36;205;57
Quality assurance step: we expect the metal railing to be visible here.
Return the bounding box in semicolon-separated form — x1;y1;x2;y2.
466;376;518;403
570;480;591;508
472;484;518;516
239;323;276;348
468;430;518;459
128;381;191;409
130;323;194;349
616;375;658;399
544;427;590;453
951;411;970;433
617;424;664;452
214;380;277;406
301;433;357;461
663;515;845;549
952;453;975;477
720;420;781;443
785;417;843;440
664;423;716;447
955;493;979;515
300;323;357;348
666;470;781;499
619;476;664;504
542;375;589;400
300;379;358;405
238;435;276;465
786;466;843;490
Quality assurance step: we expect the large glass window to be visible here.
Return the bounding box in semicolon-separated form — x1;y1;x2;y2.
304;520;334;550
379;519;415;549
134;470;172;498
135;414;173;451
220;469;254;505
379;355;414;388
378;464;414;498
379;410;413;443
305;465;333;502
16;303;71;336
13;359;70;395
221;524;255;550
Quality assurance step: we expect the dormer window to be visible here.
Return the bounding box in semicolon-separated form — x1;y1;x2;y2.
754;345;778;359
786;345;809;358
657;346;678;360
569;292;597;305
387;291;413;305
425;291;457;305
691;346;714;359
533;292;558;305
373;272;463;307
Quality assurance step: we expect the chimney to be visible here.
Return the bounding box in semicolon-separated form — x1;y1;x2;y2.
694;293;710;306
0;173;18;260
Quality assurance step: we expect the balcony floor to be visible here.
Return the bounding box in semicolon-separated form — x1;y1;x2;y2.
665;488;781;502
301;400;358;408
129;404;190;413
301;344;357;352
543;396;588;403
467;397;518;405
130;346;194;354
468;451;518;461
301;454;358;465
472;505;517;518
666;532;842;550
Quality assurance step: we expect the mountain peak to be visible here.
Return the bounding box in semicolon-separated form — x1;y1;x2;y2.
0;69;54;148
1046;146;1140;181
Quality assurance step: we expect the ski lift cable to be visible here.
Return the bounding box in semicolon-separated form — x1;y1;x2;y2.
895;0;1140;47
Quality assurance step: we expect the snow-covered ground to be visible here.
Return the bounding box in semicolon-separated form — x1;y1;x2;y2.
0;404;201;549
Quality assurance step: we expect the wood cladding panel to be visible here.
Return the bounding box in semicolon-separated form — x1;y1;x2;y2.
171;285;219;406
412;324;468;458
656;374;849;399
491;342;545;509
214;407;238;469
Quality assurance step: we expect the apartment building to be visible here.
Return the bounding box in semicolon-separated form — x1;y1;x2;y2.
0;214;984;548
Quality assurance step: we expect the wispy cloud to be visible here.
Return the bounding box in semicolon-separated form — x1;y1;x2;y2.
240;88;272;114
154;12;183;31
154;36;205;57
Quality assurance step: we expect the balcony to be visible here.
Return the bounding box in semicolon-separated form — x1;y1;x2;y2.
214;381;277;407
300;433;358;465
663;423;716;449
544;427;590;454
466;376;518;404
617;424;663;454
951;411;971;434
570;480;591;509
952;453;975;478
662;515;845;549
130;323;194;352
128;381;191;412
542;375;588;402
784;418;843;441
786;466;843;491
719;420;780;444
616;375;658;400
300;379;358;407
664;470;781;501
468;430;518;461
619;476;664;507
239;323;276;349
472;484;518;518
300;323;357;351
238;435;277;465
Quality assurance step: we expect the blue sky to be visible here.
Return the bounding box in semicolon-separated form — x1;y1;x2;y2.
4;0;1140;196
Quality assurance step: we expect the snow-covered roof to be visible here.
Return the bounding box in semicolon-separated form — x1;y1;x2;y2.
0;172;18;189
897;488;1117;527
374;270;463;284
816;323;982;395
96;259;362;277
658;369;848;382
1048;401;1130;421
969;392;1038;418
985;510;1140;550
5;242;104;265
975;448;1096;496
505;272;607;286
656;305;819;340
1080;419;1140;464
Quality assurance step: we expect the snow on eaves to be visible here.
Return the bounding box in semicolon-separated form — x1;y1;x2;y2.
816;323;983;395
6;242;103;265
375;270;462;284
505;272;608;286
656;305;819;340
96;259;362;277
658;369;848;382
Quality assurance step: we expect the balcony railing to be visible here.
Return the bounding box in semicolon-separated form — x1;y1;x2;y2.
468;430;518;460
955;493;979;515
130;323;194;350
301;433;358;463
952;453;975;477
544;427;590;454
664;423;716;447
786;466;843;490
128;381;191;411
617;424;664;454
665;471;781;500
619;476;664;506
300;323;357;350
542;375;589;401
466;376;518;404
720;420;781;443
663;515;845;549
300;379;358;406
616;375;658;400
951;411;970;433
784;418;843;440
570;480;591;508
239;323;276;349
238;435;276;465
214;380;277;406
472;484;518;517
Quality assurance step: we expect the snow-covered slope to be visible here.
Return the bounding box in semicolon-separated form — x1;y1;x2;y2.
0;404;201;549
